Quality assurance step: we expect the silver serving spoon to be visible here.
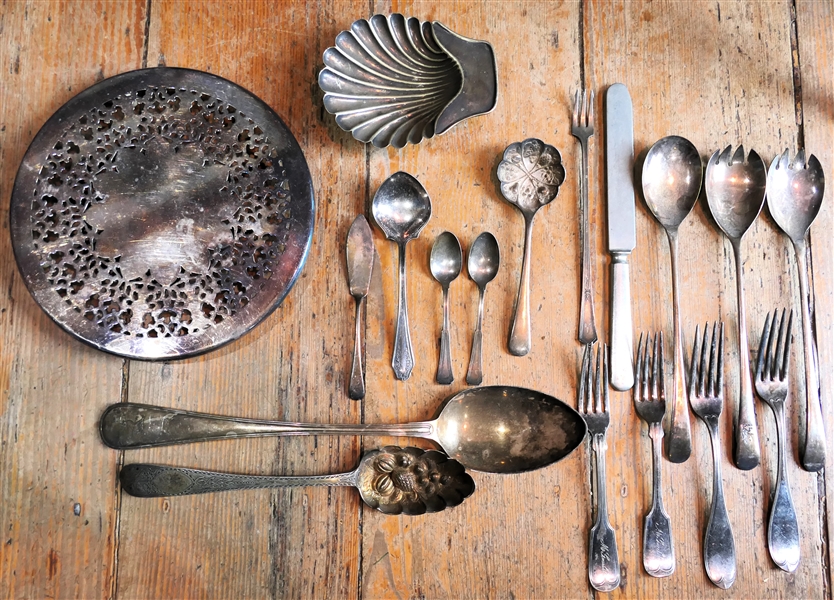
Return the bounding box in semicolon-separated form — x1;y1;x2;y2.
100;386;588;474
466;232;500;385
705;145;766;470
372;172;432;380
642;135;702;463
767;149;826;472
120;446;475;516
430;232;463;384
496;139;565;356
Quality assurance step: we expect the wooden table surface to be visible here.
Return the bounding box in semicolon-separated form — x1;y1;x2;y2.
1;1;832;598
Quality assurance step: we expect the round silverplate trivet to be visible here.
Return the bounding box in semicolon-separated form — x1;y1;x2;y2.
10;67;315;360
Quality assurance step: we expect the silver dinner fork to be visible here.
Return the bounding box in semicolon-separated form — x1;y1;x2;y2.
634;332;675;577
688;322;736;589
571;90;597;345
578;343;620;592
755;309;800;573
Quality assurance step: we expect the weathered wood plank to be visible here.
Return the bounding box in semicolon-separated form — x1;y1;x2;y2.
0;1;147;598
796;0;834;589
114;1;366;597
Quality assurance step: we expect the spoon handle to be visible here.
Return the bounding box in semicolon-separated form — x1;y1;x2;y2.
466;288;486;385
349;296;366;400
768;399;800;572
703;419;737;589
392;241;415;380
509;215;534;356
665;230;692;463
794;239;825;471
437;286;454;384
732;241;761;470
100;403;434;449
120;464;357;497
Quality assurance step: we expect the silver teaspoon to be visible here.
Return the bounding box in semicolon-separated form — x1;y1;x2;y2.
466;232;500;385
496;139;565;356
705;145;766;470
430;232;462;384
767;149;826;472
372;172;432;380
120;446;475;516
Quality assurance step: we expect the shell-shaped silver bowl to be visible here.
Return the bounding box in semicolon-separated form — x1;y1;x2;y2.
318;13;498;149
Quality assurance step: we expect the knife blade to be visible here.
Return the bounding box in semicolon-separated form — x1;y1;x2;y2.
346;215;375;399
605;83;635;391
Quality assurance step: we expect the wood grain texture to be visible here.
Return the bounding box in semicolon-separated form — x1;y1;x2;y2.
0;1;831;599
0;2;146;599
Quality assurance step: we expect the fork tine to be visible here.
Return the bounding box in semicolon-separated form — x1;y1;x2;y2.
769;309;782;380
635;332;645;402
699;323;710;398
588;90;595;128
594;343;603;413
781;309;794;381
651;333;660;402
579;342;592;412
715;322;725;397
707;323;719;397
642;334;652;402
602;343;610;413
757;310;774;383
572;90;580;126
689;324;701;398
658;331;666;402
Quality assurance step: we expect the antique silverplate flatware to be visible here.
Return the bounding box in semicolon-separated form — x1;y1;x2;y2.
605;83;636;391
346;215;375;399
755;309;800;572
318;13;498;148
641;135;702;463
496;138;565;356
100;385;587;474
466;232;499;385
9;67;315;360
634;333;675;578
120;446;475;515
689;322;736;589
430;232;462;384
767;149;826;472
372;172;432;380
570;89;598;347
705;145;766;470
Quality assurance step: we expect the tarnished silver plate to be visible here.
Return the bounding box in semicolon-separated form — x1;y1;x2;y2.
10;67;315;360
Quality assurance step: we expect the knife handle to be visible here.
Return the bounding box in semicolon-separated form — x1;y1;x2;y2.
610;252;634;390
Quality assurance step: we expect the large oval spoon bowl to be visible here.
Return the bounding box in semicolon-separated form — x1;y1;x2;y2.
372;172;432;241
101;386;588;474
642;135;702;229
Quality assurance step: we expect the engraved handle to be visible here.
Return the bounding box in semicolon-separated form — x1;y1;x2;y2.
100;403;434;449
509;215;534;356
578;136;598;345
794;239;825;471
392;241;415;380
703;419;737;589
588;434;621;592
732;241;761;470
768;396;800;572
120;464;357;497
348;296;366;400
665;229;692;463
466;288;486;386
610;253;634;390
643;423;675;577
436;286;454;384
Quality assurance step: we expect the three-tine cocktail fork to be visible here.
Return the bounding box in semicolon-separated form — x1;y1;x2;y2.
755;309;800;572
634;332;675;577
688;322;736;589
578;343;620;592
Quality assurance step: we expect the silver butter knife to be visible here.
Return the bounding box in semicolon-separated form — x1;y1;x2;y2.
605;84;635;391
346;215;375;400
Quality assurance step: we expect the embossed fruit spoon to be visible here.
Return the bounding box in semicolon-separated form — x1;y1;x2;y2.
466;232;500;385
372;172;432;380
705;145;766;470
767;149;826;472
430;232;463;384
119;446;475;515
496;138;565;356
642;135;702;463
100;386;588;474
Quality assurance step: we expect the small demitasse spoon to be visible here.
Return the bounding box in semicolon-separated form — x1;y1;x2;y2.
466;232;500;385
430;232;463;384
